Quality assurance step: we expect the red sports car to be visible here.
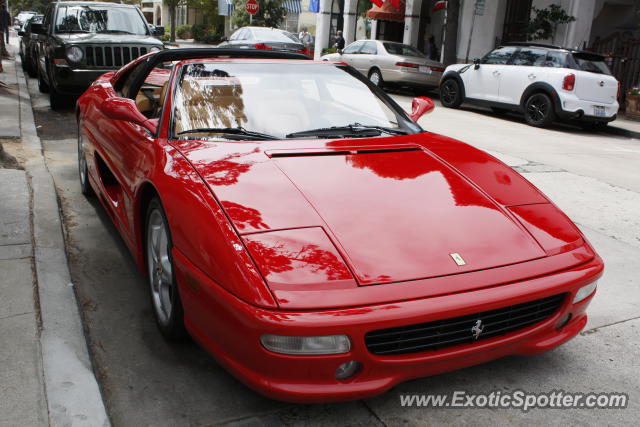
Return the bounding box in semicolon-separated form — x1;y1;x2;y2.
76;48;603;403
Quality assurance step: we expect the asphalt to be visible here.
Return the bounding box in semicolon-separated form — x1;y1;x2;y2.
0;39;110;426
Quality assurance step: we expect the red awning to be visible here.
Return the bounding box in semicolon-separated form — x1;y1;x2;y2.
366;0;405;22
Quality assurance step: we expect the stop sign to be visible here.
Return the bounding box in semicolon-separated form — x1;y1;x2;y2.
246;0;259;14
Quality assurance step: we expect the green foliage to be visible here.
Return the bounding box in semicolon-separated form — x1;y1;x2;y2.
8;0;50;14
232;0;286;29
322;48;337;55
199;30;222;44
176;24;192;39
191;23;208;40
527;4;576;41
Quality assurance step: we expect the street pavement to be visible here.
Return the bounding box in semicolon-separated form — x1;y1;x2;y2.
2;36;640;425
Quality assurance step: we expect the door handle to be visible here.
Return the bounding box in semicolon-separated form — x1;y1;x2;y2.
492;70;501;76
528;73;536;79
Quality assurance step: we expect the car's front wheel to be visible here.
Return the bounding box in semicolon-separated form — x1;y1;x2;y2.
440;79;462;108
524;93;555;127
37;65;49;93
146;197;186;340
368;68;384;88
77;120;93;197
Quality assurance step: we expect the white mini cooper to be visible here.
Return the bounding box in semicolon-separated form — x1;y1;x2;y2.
440;43;619;129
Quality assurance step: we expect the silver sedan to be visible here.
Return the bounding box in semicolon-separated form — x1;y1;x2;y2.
321;40;444;89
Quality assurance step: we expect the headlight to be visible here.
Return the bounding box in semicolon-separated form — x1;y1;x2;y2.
66;46;83;64
573;281;597;304
260;334;351;355
149;47;161;53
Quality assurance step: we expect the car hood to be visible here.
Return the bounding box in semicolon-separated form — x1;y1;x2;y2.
173;134;556;289
53;33;162;46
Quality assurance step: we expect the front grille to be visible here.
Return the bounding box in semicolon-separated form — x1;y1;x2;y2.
84;45;149;68
365;294;565;355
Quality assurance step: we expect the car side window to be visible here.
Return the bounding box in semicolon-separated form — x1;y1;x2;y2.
134;65;172;119
343;41;364;54
237;29;249;40
544;51;567;68
361;42;377;55
510;48;547;66
481;47;517;65
42;6;52;31
116;61;148;97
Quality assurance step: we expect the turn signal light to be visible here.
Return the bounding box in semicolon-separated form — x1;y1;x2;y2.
260;334;351;355
395;62;419;68
254;43;272;50
562;73;575;91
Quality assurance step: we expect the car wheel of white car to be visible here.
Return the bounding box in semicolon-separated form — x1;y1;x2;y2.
524;93;555;127
368;69;383;88
440;79;462;108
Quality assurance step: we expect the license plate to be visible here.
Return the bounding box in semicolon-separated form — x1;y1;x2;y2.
593;106;606;117
419;66;432;74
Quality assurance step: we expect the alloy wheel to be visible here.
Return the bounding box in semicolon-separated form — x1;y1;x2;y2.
147;208;175;326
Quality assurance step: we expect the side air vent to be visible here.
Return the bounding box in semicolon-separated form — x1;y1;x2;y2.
268;147;421;158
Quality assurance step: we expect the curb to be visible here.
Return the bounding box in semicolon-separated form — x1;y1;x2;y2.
15;58;111;426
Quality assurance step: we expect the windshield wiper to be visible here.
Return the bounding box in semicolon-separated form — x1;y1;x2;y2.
176;127;277;140
286;123;408;139
56;30;90;33
99;30;135;34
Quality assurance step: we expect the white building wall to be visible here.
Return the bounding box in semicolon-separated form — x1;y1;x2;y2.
532;0;596;48
456;0;507;62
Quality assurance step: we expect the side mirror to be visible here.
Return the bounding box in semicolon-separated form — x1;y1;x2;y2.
153;26;165;36
409;96;435;122
473;58;480;70
220;36;228;42
100;98;157;134
18;31;25;37
30;23;44;35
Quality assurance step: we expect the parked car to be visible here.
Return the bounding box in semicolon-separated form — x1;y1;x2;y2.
76;47;603;403
18;14;43;78
440;42;620;129
321;40;445;90
217;26;310;57
31;1;164;109
13;10;37;31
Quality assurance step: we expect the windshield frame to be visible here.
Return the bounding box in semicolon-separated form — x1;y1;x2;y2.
167;61;422;141
53;4;150;36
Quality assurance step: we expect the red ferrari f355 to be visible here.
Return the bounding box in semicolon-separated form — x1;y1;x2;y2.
76;48;603;402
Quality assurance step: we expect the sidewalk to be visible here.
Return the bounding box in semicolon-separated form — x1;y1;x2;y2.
0;43;109;426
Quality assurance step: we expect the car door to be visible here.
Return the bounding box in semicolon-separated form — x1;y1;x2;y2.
339;41;365;70
461;46;516;101
497;47;549;105
357;41;378;74
85;62;161;237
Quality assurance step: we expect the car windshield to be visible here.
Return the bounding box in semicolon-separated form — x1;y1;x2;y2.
383;42;425;58
251;28;299;43
54;5;148;35
572;53;612;75
172;62;411;140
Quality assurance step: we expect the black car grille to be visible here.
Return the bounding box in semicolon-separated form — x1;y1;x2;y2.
365;294;565;355
84;45;149;68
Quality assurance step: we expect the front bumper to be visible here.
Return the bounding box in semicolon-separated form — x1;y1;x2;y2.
556;92;619;123
174;248;603;403
51;65;114;95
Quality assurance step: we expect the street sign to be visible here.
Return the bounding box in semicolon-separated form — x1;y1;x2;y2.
246;0;259;15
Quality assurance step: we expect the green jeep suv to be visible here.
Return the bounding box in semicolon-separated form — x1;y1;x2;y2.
32;1;164;109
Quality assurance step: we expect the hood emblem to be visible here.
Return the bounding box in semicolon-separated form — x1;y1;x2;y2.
471;320;484;340
450;252;466;266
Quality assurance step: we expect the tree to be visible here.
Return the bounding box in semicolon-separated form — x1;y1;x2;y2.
527;4;575;42
186;0;224;33
231;0;286;29
164;0;185;42
8;0;51;14
442;0;460;65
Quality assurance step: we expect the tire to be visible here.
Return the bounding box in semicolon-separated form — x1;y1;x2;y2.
524;92;555;127
20;52;26;70
27;55;37;78
145;198;186;340
368;68;384;88
77;120;94;197
37;66;49;93
440;78;463;108
49;83;66;110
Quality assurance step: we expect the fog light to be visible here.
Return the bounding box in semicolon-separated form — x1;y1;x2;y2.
573;281;597;304
260;334;351;355
556;313;572;330
335;361;361;380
